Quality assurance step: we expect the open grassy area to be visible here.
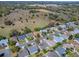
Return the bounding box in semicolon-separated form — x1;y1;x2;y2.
0;9;56;38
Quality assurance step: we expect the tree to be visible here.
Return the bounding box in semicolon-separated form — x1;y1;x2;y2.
71;16;77;21
67;27;74;31
23;27;32;34
9;29;21;37
53;42;62;50
68;35;74;40
36;33;40;38
4;20;13;26
11;46;21;53
8;40;16;46
0;35;6;40
43;49;48;54
75;33;79;38
48;13;58;20
62;39;67;43
34;27;41;31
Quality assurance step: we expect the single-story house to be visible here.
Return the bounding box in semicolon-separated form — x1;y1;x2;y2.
18;48;29;57
18;34;26;40
50;27;58;31
55;47;66;57
46;40;56;47
28;45;38;54
58;24;66;29
61;34;69;39
73;52;79;57
0;39;8;48
45;51;59;57
0;49;12;57
39;39;49;50
75;38;79;42
40;29;47;33
69;28;79;35
53;35;64;42
63;43;74;48
26;33;34;37
16;43;25;49
66;22;76;28
73;28;79;34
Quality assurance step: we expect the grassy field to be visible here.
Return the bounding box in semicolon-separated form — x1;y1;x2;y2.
0;9;56;38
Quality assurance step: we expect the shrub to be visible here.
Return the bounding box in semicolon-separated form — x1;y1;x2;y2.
9;30;21;37
8;40;16;46
23;27;32;34
0;35;6;40
75;34;79;38
4;20;13;26
34;27;42;31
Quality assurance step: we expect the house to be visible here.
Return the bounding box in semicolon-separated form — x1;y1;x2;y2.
61;34;69;39
69;28;79;35
66;22;76;28
55;47;66;57
53;33;68;42
63;43;74;48
0;49;12;57
75;38;79;42
28;45;38;54
18;48;29;57
18;34;26;40
53;35;64;42
39;39;49;50
11;36;18;42
45;51;59;57
16;43;25;49
46;40;56;47
50;27;58;31
0;39;8;49
73;28;79;34
26;33;33;37
40;29;47;33
58;24;66;29
73;52;79;57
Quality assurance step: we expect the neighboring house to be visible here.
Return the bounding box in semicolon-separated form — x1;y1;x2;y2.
45;51;59;57
0;49;12;57
61;34;69;39
69;28;79;35
26;39;35;46
69;31;74;35
39;39;49;50
50;27;58;31
16;42;25;49
45;39;56;47
73;52;79;57
66;22;76;28
26;33;34;38
40;29;47;33
11;36;18;42
18;48;29;57
55;47;66;57
47;34;54;39
73;28;79;34
63;43;74;48
28;45;38;54
58;24;66;29
75;38;79;42
53;35;65;42
18;34;26;40
0;39;8;49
